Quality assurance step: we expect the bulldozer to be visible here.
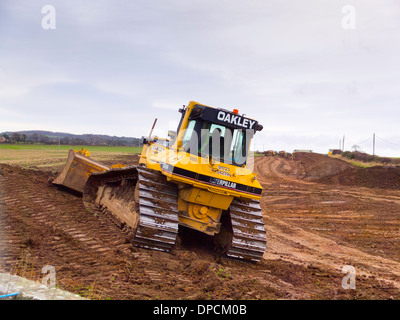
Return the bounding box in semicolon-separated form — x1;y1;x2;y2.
53;101;267;262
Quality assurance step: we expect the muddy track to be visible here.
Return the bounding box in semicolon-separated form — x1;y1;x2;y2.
0;164;213;299
0;166;140;298
257;156;400;290
0;157;399;299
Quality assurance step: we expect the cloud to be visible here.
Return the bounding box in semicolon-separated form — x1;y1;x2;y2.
0;0;400;156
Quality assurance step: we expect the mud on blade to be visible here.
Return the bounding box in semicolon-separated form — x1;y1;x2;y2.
52;149;110;193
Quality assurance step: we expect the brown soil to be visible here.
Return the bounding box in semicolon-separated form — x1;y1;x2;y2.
318;166;400;189
292;152;352;180
291;152;400;190
0;154;399;300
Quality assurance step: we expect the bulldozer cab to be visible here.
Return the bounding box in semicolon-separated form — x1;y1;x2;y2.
174;102;263;167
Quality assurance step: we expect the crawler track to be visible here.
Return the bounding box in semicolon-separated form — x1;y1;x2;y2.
83;166;179;252
133;166;179;251
84;165;266;260
227;199;267;262
83;165;266;261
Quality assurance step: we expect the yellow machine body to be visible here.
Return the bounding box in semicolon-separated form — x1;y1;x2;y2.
140;101;263;235
55;101;267;261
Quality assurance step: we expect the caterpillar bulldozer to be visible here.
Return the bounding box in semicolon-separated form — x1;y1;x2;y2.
53;101;267;262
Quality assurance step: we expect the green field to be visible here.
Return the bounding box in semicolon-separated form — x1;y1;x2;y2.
0;143;142;172
0;144;141;153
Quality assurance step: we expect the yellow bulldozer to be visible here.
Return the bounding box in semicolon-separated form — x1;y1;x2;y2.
53;101;267;262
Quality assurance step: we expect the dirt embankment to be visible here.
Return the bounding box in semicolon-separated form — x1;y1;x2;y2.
292;152;400;190
292;152;352;181
317;166;400;189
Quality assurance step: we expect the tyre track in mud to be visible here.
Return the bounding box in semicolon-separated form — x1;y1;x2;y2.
0;164;195;299
0;168;123;293
256;156;400;290
1;159;399;299
0;162;290;299
1;163;293;300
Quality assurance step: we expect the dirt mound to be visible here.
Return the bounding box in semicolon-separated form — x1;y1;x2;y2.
318;165;400;189
292;152;351;180
290;153;400;189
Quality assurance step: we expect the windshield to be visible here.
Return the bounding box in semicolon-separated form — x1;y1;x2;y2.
182;120;252;166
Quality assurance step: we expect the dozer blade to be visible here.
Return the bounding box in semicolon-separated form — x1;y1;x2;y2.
52;149;110;193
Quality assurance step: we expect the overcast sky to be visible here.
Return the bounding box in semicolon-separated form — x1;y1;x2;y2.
1;0;399;156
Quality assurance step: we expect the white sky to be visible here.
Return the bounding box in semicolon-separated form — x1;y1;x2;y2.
1;0;400;156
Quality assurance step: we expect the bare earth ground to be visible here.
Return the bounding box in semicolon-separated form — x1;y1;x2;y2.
0;152;399;300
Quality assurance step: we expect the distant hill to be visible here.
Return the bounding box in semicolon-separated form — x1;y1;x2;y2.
1;130;140;147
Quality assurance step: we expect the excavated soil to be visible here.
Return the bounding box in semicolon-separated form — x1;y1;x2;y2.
292;152;400;189
0;153;399;300
292;152;352;180
318;166;400;189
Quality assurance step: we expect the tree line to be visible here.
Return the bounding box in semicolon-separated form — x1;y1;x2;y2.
1;131;140;147
341;151;400;165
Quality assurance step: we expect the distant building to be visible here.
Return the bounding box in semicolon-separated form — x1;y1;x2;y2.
0;136;6;143
293;149;312;153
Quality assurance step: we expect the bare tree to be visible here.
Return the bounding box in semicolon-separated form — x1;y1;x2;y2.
352;144;360;152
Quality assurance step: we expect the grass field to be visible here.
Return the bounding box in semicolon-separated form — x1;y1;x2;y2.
0;144;141;153
330;154;400;168
0;144;141;171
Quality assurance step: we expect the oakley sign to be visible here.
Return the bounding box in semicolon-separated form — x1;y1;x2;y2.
217;111;256;130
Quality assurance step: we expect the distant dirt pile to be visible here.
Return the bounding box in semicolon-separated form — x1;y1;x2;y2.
318;165;400;189
292;152;351;180
292;152;400;189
